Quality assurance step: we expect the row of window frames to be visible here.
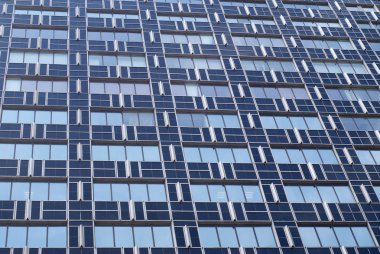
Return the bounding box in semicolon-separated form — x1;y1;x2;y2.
0;182;364;204
7;79;380;102
0;227;67;248
11;27;361;51
272;148;339;164
0;110;328;132
8;51;371;75
0;144;67;160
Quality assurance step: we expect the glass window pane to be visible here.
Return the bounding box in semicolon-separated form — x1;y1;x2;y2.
126;146;143;161
316;227;339;247
48;227;66;247
92;146;109;161
143;146;160;161
148;184;166;201
111;184;129;201
317;186;338;203
134;227;153;247
28;227;47;247
94;184;111;201
255;227;276;247
216;148;234;163
319;150;338;164
50;145;67;160
232;148;251;163
236;227;257;247
198;227;219;247
208;185;227;202
153;227;173;247
218;227;238;247
334;227;356;246
0;227;6;246
184;147;201;162
114;227;133;247
95;227;114;247
351;227;375;247
109;146;126;161
284;186;304;203
243;186;262;202
31;183;49;201
299;227;320;247
0;183;11;200
301;186;321;203
334;186;355;203
130;184;148;201
11;182;29;200
50;183;66;200
199;148;218;162
190;185;209;202
272;149;289;163
226;185;245;202
15;144;32;160
7;227;27;247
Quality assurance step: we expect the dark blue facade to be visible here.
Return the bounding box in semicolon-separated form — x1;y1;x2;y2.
0;0;380;253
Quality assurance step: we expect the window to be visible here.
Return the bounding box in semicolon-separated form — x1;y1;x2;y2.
158;15;208;22
190;184;262;202
241;60;297;72
171;83;231;97
284;185;355;203
302;39;354;50
227;18;276;25
312;62;369;74
89;82;151;95
12;28;67;39
15;9;67;16
161;34;215;44
95;226;173;247
221;1;267;7
0;226;66;247
91;112;155;126
88;55;146;67
0;144;67;160
183;147;252;163
4;79;67;93
166;57;223;69
87;13;138;19
293;21;341;28
299;227;375;247
356;150;380;165
260;116;323;130
91;145;160;161
177;113;240;128
9;51;68;64
271;148;338;164
93;183;166;201
232;36;285;47
326;88;380;101
251;87;309;99
283;3;331;10
88;31;142;42
2;110;67;125
341;117;380;131
198;227;276;247
0;182;67;201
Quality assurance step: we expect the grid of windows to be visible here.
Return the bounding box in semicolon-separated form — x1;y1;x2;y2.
1;0;380;250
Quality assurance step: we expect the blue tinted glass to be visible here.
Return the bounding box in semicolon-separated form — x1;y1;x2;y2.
254;227;276;247
94;184;111;201
199;227;219;247
48;227;66;247
111;184;129;201
299;227;320;247
130;184;148;201
7;227;27;247
28;227;47;247
134;227;153;247
334;227;356;246
148;184;166;201
236;227;257;247
114;227;133;247
95;227;114;247
316;227;338;247
351;227;375;247
191;185;209;202
0;227;6;246
218;227;238;247
153;227;173;247
0;183;11;200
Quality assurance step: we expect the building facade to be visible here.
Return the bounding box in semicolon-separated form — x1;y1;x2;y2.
0;0;380;253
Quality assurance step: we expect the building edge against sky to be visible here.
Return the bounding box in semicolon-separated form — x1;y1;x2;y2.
0;0;380;252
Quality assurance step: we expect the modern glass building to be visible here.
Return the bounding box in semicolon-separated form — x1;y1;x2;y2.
0;0;380;252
